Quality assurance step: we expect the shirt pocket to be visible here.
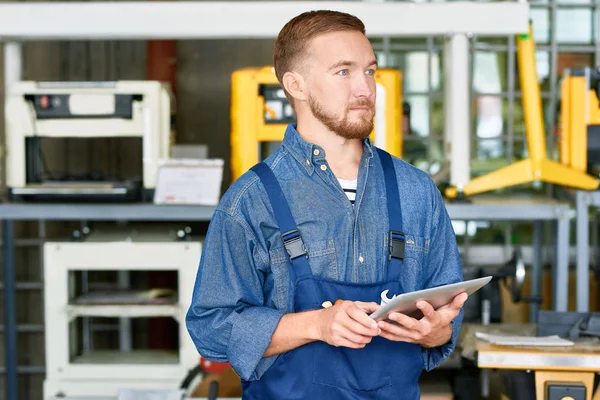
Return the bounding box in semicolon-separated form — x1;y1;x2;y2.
269;239;338;309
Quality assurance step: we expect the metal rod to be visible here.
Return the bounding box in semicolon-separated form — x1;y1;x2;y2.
576;190;590;312
548;0;559;156
0;324;44;333
427;36;435;165
2;220;18;400
507;34;516;161
0;366;45;374
445;34;471;193
531;220;543;323
555;215;570;312
474;42;599;53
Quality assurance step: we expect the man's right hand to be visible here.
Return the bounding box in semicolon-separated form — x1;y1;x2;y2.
316;301;381;349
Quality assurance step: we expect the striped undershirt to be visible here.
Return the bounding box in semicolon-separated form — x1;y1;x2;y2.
337;177;357;205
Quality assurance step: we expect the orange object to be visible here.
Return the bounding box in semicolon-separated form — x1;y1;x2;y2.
334;299;344;305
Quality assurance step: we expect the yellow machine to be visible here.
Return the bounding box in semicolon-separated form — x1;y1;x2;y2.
560;67;600;178
445;24;599;199
230;66;402;182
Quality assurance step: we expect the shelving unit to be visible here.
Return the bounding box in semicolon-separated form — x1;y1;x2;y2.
42;234;201;399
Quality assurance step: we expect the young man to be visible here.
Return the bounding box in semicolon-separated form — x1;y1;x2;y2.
186;10;466;399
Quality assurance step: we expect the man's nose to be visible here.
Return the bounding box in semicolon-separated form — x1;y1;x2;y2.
353;74;374;98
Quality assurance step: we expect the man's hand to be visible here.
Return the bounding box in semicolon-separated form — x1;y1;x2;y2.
315;301;381;349
377;292;468;348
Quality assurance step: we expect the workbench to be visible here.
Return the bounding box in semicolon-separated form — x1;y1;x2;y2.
477;340;600;400
0;197;572;400
461;323;600;400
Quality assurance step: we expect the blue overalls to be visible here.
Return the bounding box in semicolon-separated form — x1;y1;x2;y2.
244;148;422;399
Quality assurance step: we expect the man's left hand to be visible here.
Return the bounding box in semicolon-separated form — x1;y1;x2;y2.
377;292;468;348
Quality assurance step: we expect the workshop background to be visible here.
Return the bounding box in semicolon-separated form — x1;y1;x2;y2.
0;0;599;400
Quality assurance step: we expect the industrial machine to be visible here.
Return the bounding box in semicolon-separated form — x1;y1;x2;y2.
445;24;599;199
230;66;402;181
43;226;201;399
5;81;174;202
560;67;600;178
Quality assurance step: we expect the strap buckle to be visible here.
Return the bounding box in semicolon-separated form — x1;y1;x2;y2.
281;229;308;260
389;230;405;261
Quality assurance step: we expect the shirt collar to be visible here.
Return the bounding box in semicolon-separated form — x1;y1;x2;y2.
281;124;375;175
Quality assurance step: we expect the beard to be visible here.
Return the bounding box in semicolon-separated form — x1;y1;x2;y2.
308;95;374;140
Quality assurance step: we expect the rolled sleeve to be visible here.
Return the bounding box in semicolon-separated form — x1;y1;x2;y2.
228;306;284;380
186;209;283;381
421;181;465;371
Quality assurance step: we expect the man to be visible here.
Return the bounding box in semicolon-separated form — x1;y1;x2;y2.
186;9;466;399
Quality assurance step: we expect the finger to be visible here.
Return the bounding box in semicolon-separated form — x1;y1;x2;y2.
333;336;370;349
416;301;436;320
354;301;380;314
377;320;421;341
386;312;420;331
452;292;468;308
345;303;380;330
378;330;417;343
340;330;374;346
438;292;469;311
342;317;381;337
437;307;461;324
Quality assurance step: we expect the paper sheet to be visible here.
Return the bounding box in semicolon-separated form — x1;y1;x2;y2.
475;331;575;346
117;389;184;400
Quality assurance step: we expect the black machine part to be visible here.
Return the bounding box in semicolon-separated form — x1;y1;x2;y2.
495;247;543;304
547;383;586;400
538;311;600;338
568;313;600;338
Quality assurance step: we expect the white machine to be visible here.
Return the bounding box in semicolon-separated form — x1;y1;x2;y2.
5;81;173;201
43;227;201;399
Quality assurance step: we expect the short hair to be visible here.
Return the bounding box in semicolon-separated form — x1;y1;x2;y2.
273;10;366;103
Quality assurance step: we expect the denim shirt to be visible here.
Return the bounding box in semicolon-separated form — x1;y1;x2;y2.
186;124;464;381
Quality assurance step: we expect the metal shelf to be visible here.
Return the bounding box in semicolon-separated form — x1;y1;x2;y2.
71;350;179;365
0;203;216;221
65;304;181;321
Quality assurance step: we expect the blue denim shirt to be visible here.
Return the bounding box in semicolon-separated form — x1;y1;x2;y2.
186;124;464;381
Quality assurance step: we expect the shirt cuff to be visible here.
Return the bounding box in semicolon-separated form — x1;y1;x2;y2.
227;306;285;381
421;316;461;371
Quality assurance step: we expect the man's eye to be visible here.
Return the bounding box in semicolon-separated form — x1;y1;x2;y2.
337;69;349;76
366;69;375;76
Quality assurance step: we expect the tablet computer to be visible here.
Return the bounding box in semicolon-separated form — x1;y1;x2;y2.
369;276;492;321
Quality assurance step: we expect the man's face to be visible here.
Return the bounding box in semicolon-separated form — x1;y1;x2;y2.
303;30;377;140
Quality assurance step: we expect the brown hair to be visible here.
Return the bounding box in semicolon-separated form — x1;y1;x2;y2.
273;10;366;102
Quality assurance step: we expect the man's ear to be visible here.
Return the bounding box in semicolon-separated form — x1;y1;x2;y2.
282;71;307;102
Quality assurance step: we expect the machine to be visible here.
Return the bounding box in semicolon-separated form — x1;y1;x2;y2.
560;67;600;178
230;66;402;181
5;81;174;202
445;24;599;199
43;226;201;399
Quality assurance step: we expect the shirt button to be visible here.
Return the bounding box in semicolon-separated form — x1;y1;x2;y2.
320;165;327;171
314;149;320;156
306;160;310;166
359;255;364;263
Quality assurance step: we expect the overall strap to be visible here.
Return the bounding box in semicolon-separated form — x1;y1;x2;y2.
251;162;313;281
376;148;405;281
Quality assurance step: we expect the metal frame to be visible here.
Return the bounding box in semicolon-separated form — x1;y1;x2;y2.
446;198;572;321
0;3;530;399
0;1;530;195
575;190;600;312
0;205;215;400
0;2;529;40
0;196;571;400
